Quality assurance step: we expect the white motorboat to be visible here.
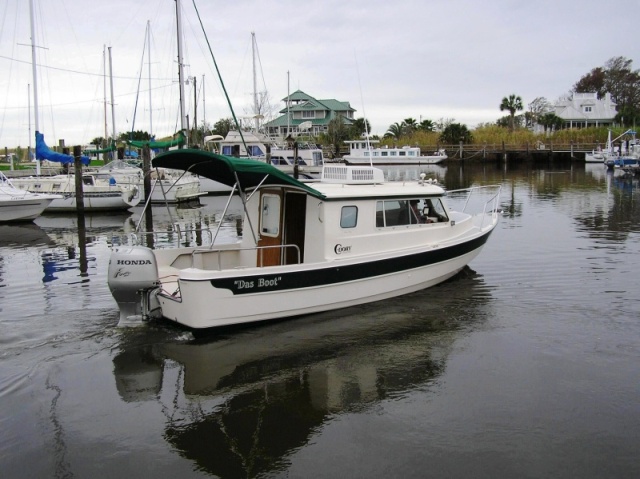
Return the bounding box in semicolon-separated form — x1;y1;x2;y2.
93;160;203;203
0;171;61;222
11;173;140;212
108;149;500;330
343;140;447;165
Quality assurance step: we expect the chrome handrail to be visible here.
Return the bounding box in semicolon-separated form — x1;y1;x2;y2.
191;243;301;270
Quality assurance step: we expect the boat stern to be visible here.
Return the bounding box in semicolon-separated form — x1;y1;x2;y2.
108;245;161;324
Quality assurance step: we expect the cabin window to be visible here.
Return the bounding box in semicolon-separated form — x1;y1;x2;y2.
248;145;265;156
340;206;358;228
584;106;592;113
376;198;448;227
222;145;233;155
399;151;406;156
390;151;397;156
260;194;281;237
381;151;388;157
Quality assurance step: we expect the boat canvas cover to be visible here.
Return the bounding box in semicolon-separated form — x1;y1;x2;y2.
153;149;325;199
36;131;90;165
127;131;186;149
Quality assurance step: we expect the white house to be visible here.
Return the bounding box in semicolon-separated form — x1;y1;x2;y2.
554;92;617;129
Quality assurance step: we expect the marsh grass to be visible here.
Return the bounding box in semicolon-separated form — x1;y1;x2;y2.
380;126;632;150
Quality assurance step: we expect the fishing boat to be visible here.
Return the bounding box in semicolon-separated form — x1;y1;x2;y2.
0;171;60;222
342;140;447;165
108;148;500;330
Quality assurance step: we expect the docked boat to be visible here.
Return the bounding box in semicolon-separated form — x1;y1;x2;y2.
219;130;324;173
11;173;140;212
92;160;203;203
0;171;61;222
198;131;325;194
342;140;447;165
108;149;500;330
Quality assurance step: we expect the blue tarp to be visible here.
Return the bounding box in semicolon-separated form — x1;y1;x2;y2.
36;131;90;166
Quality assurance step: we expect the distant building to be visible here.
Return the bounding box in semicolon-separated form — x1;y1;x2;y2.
554;92;617;129
264;90;356;137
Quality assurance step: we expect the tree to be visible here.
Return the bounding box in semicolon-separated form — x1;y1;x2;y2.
118;130;150;143
439;123;472;144
403;118;418;133
497;115;524;129
527;97;552;128
538;113;564;134
212;118;234;137
384;122;405;139
418;119;435;132
350;118;372;138
327;115;349;157
499;94;524;132
573;67;607;98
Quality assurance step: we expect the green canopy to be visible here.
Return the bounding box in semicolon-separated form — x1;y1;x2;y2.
153;149;325;200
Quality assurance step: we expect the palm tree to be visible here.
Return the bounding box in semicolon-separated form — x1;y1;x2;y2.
384;122;404;139
500;94;524;132
418;119;435;132
403;118;418;132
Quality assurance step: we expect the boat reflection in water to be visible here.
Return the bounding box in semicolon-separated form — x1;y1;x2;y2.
112;267;492;477
0;223;55;248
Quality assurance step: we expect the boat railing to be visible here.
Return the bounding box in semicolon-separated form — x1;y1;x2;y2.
446;185;502;229
190;243;301;270
130;225;214;248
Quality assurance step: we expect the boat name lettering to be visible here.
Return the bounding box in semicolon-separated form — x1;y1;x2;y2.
116;259;153;265
334;244;352;254
234;277;282;289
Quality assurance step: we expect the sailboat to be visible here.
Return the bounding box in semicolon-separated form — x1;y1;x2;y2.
0;170;60;222
13;0;141;212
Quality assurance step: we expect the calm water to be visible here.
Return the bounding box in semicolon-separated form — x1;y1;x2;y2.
1;161;639;479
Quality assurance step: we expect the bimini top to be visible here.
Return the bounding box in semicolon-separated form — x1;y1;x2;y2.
153;149;325;199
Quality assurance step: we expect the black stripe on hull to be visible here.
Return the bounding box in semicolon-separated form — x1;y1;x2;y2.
202;230;494;295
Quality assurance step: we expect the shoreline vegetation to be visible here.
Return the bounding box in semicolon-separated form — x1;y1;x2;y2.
0;125;631;170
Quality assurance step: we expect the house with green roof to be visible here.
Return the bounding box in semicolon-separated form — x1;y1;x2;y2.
264;90;356;137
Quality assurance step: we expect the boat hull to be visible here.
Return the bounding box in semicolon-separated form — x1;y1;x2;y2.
155;229;492;329
0;197;55;222
344;156;446;165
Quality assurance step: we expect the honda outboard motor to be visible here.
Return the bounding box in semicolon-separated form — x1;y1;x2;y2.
108;246;160;324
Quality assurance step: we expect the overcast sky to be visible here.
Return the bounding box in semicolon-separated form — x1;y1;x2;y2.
1;0;638;148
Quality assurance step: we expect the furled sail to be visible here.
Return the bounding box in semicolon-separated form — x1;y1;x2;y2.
36;131;90;165
126;131;186;149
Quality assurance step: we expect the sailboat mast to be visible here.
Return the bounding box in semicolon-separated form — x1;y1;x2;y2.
108;46;116;150
147;20;153;138
28;0;40;174
252;32;259;132
103;46;108;144
175;0;187;147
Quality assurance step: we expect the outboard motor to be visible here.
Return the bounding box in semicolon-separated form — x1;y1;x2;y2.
108;246;160;324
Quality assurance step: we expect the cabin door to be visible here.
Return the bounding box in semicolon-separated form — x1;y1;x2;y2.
256;189;307;267
283;192;307;265
257;190;283;267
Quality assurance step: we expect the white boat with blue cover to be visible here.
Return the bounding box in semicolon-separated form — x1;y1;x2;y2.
108;149;500;330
